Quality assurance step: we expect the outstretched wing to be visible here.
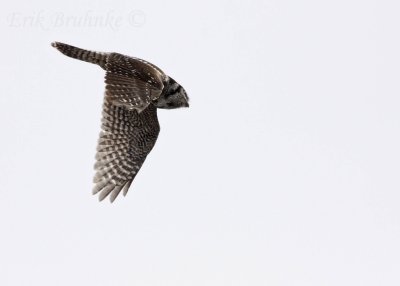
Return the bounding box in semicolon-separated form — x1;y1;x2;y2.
93;96;160;202
105;53;165;113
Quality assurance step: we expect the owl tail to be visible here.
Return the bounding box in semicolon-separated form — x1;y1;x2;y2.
51;41;108;69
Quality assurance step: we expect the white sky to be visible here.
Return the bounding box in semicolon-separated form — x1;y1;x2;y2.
1;0;399;285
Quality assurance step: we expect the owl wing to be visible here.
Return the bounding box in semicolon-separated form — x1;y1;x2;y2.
93;96;160;202
105;53;165;113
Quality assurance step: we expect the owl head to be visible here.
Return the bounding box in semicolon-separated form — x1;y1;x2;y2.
154;77;189;109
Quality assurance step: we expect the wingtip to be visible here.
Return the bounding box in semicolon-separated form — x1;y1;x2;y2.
51;41;58;48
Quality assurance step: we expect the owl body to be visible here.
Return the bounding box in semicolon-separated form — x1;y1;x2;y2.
52;42;189;202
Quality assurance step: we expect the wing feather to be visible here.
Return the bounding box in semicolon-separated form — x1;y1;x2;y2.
105;53;165;113
93;96;160;202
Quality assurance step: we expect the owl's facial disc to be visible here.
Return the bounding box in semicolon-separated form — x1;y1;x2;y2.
169;85;189;108
155;78;189;109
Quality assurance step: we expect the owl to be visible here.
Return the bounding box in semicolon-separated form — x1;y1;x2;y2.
51;42;189;202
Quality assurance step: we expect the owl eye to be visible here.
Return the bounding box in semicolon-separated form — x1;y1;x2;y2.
165;86;179;98
172;86;182;94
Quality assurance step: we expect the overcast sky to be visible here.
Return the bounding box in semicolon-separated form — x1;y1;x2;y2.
1;0;399;285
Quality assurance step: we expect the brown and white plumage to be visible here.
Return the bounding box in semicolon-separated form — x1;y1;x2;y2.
52;42;189;202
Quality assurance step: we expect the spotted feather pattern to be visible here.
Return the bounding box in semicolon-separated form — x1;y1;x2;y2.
52;41;189;202
51;42;108;69
93;96;160;202
105;53;165;113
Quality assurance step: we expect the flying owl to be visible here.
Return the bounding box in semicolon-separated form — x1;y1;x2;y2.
51;42;189;202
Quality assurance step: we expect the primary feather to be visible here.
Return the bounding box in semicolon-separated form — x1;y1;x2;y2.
52;41;189;202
